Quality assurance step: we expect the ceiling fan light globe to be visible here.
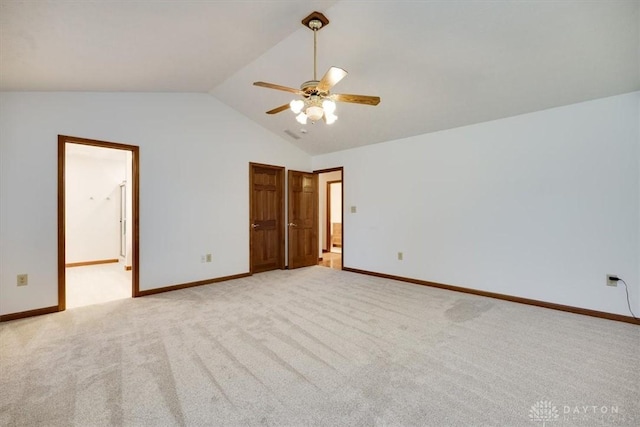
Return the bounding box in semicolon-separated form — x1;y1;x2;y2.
295;112;308;124
325;113;338;125
322;99;336;114
306;105;324;121
290;99;304;114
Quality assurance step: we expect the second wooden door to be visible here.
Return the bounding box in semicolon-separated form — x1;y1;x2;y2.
288;170;318;269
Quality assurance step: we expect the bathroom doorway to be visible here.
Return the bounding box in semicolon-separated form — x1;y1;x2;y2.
58;135;140;310
316;168;342;270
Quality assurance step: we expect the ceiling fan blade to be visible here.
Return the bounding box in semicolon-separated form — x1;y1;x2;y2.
265;104;291;115
316;67;348;92
253;81;303;95
333;93;381;106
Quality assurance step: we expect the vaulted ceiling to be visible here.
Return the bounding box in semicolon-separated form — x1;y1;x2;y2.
1;1;638;155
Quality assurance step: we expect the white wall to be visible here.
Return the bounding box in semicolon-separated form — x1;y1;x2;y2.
330;182;342;225
0;92;311;315
65;147;127;263
313;92;640;317
2;91;637;318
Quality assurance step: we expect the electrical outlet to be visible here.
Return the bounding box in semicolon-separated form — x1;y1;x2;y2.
17;274;28;286
351;206;357;213
607;274;618;287
206;254;212;262
397;252;403;261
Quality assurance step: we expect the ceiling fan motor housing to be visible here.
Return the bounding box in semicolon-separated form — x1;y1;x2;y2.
301;80;323;96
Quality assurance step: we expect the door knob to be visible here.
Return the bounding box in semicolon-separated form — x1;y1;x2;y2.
251;223;259;228
288;223;297;227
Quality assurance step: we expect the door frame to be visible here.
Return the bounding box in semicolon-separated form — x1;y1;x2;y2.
249;162;285;273
314;167;344;263
58;135;140;311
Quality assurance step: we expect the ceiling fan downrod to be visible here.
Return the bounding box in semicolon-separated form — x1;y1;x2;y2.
309;19;322;81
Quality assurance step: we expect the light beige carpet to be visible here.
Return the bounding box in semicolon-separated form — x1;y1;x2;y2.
1;267;638;426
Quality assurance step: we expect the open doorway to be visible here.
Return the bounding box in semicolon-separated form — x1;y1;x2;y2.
316;168;343;270
58;135;140;311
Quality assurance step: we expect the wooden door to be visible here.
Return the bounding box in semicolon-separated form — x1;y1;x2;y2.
250;163;285;273
288;170;318;269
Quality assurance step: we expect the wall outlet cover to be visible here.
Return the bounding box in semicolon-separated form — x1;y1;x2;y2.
17;274;28;286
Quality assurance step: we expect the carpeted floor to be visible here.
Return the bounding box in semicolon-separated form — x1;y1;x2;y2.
1;267;638;426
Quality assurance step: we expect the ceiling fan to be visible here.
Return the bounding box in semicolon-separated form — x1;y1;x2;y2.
253;11;380;125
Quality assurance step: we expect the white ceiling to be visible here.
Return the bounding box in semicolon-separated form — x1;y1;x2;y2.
2;1;638;155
